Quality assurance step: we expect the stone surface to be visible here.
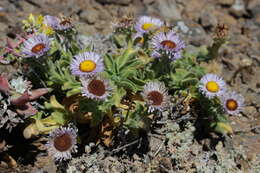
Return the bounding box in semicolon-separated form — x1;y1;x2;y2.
217;0;234;6
96;0;132;5
199;10;218;29
156;0;182;20
230;0;246;17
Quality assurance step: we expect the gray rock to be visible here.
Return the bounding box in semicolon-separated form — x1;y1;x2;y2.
247;0;260;10
156;0;182;20
246;0;260;26
230;0;246;17
143;0;155;5
96;0;132;5
176;21;189;33
174;19;212;46
199;11;218;28
217;0;234;6
80;9;99;24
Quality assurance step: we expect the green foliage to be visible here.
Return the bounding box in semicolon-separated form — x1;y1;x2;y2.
124;101;150;132
167;56;205;93
78;98;104;127
44;95;71;125
104;46;145;92
4;13;237;139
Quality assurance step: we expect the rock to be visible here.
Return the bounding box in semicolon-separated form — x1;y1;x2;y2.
199;10;218;29
187;22;212;46
176;21;189;33
174;19;212;46
217;0;234;6
96;0;132;5
183;0;207;21
80;9;99;24
156;0;182;20
216;11;237;26
0;19;8;34
246;1;260;26
255;13;260;26
244;106;258;117
230;0;246;17
143;0;155;5
247;0;260;10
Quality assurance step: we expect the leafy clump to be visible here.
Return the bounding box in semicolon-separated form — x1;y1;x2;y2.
0;13;244;164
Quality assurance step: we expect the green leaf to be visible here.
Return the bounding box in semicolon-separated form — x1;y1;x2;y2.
210;122;233;135
104;54;114;71
51;111;66;125
66;88;81;97
124;102;150;131
116;47;138;70
79;99;104;127
44;95;64;110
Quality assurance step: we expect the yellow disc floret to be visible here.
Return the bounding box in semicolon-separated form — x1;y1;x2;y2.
79;60;96;72
206;81;219;93
142;23;155;31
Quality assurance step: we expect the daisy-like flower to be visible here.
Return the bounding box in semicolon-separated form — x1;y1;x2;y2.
220;91;244;115
151;31;185;60
142;81;170;112
70;51;104;77
44;15;72;31
81;76;112;101
199;74;226;98
135;16;163;34
22;34;51;57
46;126;78;161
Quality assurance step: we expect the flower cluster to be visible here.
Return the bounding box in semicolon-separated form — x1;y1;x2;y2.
0;13;246;163
199;74;244;115
133;16;185;60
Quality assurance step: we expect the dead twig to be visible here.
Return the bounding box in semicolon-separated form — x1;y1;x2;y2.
153;140;165;157
112;139;140;153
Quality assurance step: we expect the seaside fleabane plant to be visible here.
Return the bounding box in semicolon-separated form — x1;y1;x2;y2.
151;31;185;60
70;51;104;77
80;75;113;101
46;126;78;161
3;13;247;150
22;34;51;58
44;15;73;31
199;74;226;98
142;81;170;112
135;16;163;34
220;91;244;115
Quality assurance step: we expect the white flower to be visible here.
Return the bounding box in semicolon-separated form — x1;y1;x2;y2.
142;81;170;112
70;51;104;77
220;91;244;115
199;74;226;98
81;76;112;101
46;127;78;161
135;16;163;34
22;34;51;58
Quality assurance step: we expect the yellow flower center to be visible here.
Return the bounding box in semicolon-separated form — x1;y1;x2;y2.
226;99;238;111
206;81;219;93
142;23;155;31
79;60;96;72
